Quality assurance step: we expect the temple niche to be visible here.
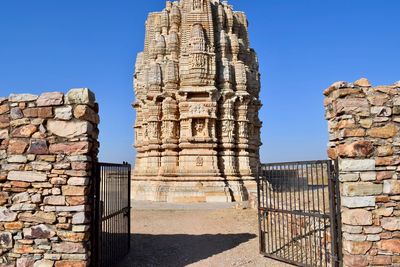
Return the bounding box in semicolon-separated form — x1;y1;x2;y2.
132;0;262;202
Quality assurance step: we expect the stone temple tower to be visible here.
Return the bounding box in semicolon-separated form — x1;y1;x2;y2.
132;0;262;202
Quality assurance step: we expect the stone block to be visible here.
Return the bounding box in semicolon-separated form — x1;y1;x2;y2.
47;120;93;138
0;207;17;222
37;92;64;106
52;242;85;253
339;159;375;172
378;239;400;253
0;231;13;248
9;93;38;102
367;124;398;138
381;217;400;231
342;209;372;226
342;182;382;196
342;196;375;208
55;106;73;120
343;240;372;255
66;88;96;107
383;180;400;194
8;171;47;182
43;196;66;206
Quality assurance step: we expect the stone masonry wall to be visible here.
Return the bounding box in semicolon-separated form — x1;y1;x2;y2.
0;89;99;267
324;78;400;266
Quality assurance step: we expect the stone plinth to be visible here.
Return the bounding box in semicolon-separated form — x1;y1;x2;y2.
324;79;400;266
132;0;262;203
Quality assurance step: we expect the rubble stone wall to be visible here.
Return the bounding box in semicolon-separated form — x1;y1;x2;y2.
0;89;99;267
324;79;400;266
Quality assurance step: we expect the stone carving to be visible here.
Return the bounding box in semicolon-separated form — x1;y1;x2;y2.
133;0;262;203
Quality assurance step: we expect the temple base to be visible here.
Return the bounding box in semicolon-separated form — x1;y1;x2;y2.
131;178;257;203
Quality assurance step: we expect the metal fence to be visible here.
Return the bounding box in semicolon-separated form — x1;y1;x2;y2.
258;160;341;267
92;162;131;267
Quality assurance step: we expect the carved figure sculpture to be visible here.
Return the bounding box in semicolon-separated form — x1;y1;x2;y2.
132;0;262;202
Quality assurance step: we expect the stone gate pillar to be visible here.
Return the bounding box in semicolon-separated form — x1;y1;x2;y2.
324;79;400;266
0;89;99;267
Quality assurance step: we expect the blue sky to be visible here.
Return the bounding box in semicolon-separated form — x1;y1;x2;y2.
0;0;399;164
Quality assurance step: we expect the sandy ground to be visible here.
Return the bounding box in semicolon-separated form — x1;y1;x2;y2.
118;202;290;267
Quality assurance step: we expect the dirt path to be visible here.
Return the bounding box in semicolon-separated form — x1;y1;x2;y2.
118;202;290;267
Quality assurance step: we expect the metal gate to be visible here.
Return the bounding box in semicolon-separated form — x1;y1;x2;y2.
92;162;131;267
257;160;341;267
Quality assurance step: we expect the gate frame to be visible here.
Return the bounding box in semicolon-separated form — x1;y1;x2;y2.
91;162;132;267
257;159;342;267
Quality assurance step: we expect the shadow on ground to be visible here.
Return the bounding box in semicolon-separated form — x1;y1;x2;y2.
118;233;257;267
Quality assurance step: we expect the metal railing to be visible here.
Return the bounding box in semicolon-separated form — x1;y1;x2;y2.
258;160;341;267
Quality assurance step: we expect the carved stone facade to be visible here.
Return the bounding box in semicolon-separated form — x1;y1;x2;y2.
132;0;262;202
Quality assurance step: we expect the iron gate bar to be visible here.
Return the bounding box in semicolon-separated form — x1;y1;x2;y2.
258;160;341;267
91;162;131;267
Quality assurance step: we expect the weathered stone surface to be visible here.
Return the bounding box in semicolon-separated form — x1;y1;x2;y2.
335;98;369;115
66;88;95;106
37;107;53;118
0;128;8;139
0;104;10;115
0;192;9;205
342;182;382;196
342;196;375;208
23;224;55;239
37;92;64;106
378;239;400;253
54;261;86;267
67;177;89;186
10;107;23;119
31;161;52;171
381;217;400;231
27;139;49;155
367;124;398;138
383;180;400;194
33;260;54;267
12;192;30;203
339;159;375;172
47;120;93;138
73;105;99;124
10;203;36;211
354;78;371;87
9;93;38;102
55;106;73;120
52;242;85;253
343;241;372;254
343;255;368;267
8;171;47;182
43;196;65;206
337;141;373;158
57;231;88;242
342;209;372;226
3;223;23;234
72;212;88;224
0;231;13;248
18;211;56;224
8;155;28;163
8;139;28;154
12;125;37;137
0;207;17;222
16;257;35;267
62;186;87;196
49;142;90;155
